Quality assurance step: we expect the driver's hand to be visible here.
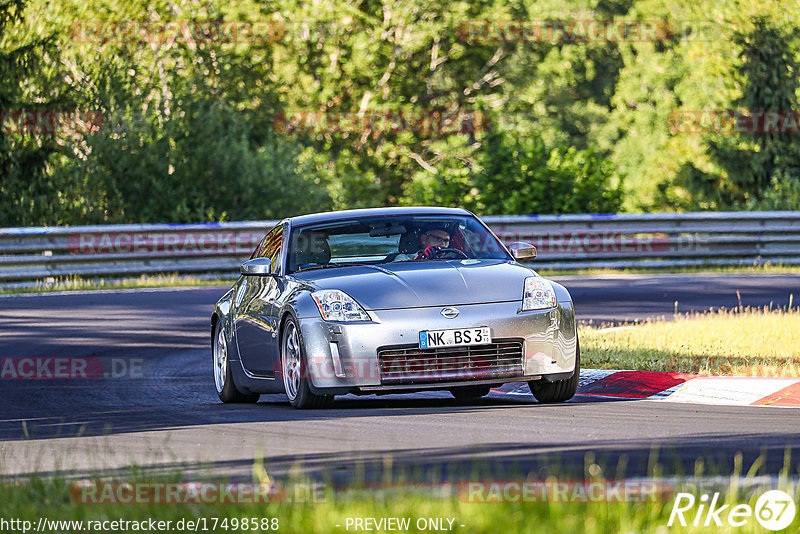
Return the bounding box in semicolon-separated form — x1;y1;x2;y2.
414;246;439;260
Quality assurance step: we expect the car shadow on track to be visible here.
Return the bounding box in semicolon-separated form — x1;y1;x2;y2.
255;391;628;410
0;388;629;442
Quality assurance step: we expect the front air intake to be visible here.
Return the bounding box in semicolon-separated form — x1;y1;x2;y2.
376;339;524;385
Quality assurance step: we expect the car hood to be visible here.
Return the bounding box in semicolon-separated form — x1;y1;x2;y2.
294;260;536;309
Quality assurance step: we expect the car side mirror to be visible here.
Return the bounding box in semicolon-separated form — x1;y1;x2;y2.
508;242;537;260
240;258;274;276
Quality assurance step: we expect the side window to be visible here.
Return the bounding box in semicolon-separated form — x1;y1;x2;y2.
258;224;284;274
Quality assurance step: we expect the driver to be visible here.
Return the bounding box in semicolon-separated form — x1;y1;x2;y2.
390;225;454;262
414;227;452;260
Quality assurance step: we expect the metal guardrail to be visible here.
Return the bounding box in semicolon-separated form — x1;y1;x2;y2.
1;211;799;286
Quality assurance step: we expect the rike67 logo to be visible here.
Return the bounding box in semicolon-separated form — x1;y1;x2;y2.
668;490;796;531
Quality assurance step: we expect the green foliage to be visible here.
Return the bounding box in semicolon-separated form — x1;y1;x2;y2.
0;0;77;226
3;0;800;226
399;126;622;215
679;16;800;209
609;2;800;211
471;128;622;214
56;100;331;223
747;169;800;210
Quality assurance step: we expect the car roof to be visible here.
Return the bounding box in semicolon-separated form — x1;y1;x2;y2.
287;206;473;227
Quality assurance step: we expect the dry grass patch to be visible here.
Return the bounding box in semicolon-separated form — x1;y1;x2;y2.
581;307;800;376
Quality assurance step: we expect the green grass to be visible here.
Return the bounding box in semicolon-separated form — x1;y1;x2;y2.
1;472;797;533
0;479;669;534
581;307;800;376
0;274;232;295
2;460;799;534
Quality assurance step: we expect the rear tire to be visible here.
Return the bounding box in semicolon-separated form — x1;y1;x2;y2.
529;338;580;404
281;317;334;409
449;385;491;400
213;320;259;403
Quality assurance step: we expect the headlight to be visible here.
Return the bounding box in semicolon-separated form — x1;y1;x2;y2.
311;290;370;322
522;277;557;311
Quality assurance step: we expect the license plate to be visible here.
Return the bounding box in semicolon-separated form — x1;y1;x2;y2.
419;327;491;349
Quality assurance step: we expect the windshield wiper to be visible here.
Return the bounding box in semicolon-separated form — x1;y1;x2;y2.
294;264;329;273
324;262;376;269
295;262;375;273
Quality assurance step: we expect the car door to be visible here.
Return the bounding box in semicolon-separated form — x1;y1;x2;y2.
234;224;285;376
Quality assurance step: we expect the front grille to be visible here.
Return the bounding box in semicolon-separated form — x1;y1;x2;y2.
377;339;524;385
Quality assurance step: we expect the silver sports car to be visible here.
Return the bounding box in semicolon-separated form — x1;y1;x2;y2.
212;207;579;408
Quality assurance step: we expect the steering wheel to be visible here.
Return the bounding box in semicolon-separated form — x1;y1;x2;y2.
434;247;469;259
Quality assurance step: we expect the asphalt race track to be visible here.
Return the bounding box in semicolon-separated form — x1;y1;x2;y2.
1;274;799;483
560;272;800;323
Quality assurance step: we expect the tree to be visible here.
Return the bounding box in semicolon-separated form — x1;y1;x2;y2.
0;0;76;226
56;99;331;223
472;127;622;214
675;16;800;208
401;126;623;215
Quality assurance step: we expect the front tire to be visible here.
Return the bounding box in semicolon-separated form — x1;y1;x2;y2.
529;338;580;404
281;317;334;409
213;321;259;403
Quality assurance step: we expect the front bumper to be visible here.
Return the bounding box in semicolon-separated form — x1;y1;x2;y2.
297;300;577;393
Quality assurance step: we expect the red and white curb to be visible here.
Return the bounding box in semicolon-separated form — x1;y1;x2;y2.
490;370;800;407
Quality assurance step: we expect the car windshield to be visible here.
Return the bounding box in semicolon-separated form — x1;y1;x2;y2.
286;215;510;274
